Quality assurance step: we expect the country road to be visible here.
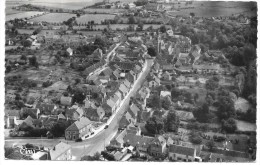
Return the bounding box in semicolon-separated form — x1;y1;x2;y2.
5;58;154;160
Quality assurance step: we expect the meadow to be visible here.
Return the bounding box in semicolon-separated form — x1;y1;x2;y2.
6;11;46;21
30;13;76;23
168;1;257;17
76;14;115;24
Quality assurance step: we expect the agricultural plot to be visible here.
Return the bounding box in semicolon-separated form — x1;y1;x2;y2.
235;120;256;132
76;14;115;24
6;11;45;21
83;8;126;14
31;13;76;23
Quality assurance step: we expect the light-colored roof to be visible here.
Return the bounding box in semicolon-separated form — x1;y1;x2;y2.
66;117;93;131
169;144;195;157
49;142;71;160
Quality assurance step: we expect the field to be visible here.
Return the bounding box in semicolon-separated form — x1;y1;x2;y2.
76;14;115;24
235;120;256;132
30;13;76;23
6;11;46;21
83;8;126;14
168;1;257;17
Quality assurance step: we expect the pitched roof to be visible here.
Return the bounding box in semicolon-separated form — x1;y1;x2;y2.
175;110;194;121
49;142;71;160
169;144;195;157
66;117;93;131
119;83;128;94
128;103;140;118
35;103;55;114
84;107;100;118
151;135;166;146
99;67;113;77
58;113;66;120
60;96;72;106
23;115;35;128
123;79;131;88
22;108;39;119
123;133;154;148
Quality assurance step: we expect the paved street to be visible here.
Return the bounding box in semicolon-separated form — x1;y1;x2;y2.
5;58;154;160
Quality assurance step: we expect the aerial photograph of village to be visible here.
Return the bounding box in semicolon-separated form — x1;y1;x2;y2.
3;0;257;162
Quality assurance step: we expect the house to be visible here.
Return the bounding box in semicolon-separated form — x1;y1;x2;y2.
149;136;167;156
160;91;171;98
84;107;105;121
137;110;152;123
161;71;172;81
123;79;132;89
99;67;113;79
18;115;35;130
119;112;133;130
193;64;221;74
72;107;84;120
123;133;154;152
60;96;73;106
66;47;73;56
148;75;160;88
49;142;72;160
128;103;141;123
125;71;135;84
21;108;40;119
145;3;159;11
58;113;67;121
126;122;141;135
175;110;194;121
102;99;116;116
35;103;56;115
119;83;129;97
110;129;127;148
111;69;121;80
168;144;197;162
42;116;58;129
65;117;93;140
5;110;21;128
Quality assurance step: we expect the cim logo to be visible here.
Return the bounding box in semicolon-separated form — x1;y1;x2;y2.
19;147;36;156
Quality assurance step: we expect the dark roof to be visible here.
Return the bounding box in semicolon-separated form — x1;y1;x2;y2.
22;108;39;119
169;144;195;157
128;103;140;118
123;133;154;148
66;117;93;131
84;107;100;118
35;103;55;114
99;67;113;77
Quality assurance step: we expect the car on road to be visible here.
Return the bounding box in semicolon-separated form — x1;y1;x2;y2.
104;125;109;129
91;132;94;135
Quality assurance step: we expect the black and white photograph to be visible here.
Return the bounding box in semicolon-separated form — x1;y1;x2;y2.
2;0;258;163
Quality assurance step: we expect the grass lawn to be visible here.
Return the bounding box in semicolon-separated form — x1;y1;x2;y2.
31;13;76;23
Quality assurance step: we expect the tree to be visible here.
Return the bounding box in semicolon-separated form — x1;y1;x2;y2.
137;21;144;31
148;95;161;109
217;95;235;120
22;40;32;47
161;97;171;110
164;111;180;132
76;13;81;17
81;152;101;161
193;103;214;123
206;140;216;151
128;15;136;24
28;55;38;68
145;116;164;135
222;118;237;133
205;78;219;91
147;47;157;57
189;131;202;144
160;25;167;33
190;12;195;17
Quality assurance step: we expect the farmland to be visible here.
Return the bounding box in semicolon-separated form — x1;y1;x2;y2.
83;8;126;14
168;1;257;17
6;11;46;21
30;13;76;23
76;14;115;24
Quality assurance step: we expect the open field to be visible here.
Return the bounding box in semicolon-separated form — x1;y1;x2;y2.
6;11;46;21
83;8;126;14
30;13;76;23
235;120;256;132
76;14;115;24
168;1;257;17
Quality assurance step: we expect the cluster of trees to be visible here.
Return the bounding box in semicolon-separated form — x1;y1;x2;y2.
189;131;203;144
81;152;101;161
145;111;180;135
171;87;195;104
134;0;148;6
193;103;214;123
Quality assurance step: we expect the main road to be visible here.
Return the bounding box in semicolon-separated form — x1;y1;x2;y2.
5;58;154;160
